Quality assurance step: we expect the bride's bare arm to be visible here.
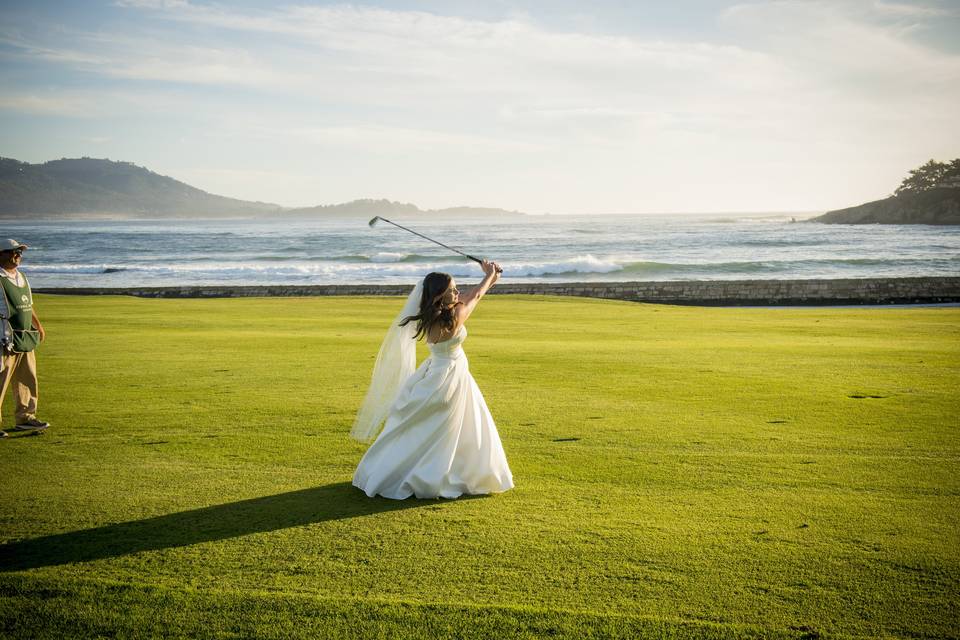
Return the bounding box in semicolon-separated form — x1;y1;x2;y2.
456;260;501;324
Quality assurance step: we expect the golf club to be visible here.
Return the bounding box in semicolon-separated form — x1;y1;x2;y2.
368;216;503;273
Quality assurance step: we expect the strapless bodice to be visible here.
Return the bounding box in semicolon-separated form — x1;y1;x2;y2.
427;325;466;359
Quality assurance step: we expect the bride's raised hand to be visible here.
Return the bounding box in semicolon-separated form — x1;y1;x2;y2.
481;259;502;281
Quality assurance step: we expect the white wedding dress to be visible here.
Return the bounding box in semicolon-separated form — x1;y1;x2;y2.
352;324;514;500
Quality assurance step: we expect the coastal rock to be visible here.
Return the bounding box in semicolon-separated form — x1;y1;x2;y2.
808;187;960;225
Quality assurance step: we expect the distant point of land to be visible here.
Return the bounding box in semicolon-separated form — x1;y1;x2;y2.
0;156;526;220
808;157;960;225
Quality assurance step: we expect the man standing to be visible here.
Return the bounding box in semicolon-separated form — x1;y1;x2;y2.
0;239;49;438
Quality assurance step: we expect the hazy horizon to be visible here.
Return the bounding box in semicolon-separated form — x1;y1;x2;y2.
2;1;959;215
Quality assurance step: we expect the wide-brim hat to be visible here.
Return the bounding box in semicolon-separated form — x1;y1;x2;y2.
1;239;28;251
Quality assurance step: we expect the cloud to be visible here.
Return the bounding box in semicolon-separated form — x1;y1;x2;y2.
871;1;959;18
0;93;100;117
0;29;309;89
114;0;188;8
0;87;222;118
0;29;110;66
10;3;960;141
719;1;960;112
1;2;800;146
209;116;546;154
721;1;960;79
4;1;959;211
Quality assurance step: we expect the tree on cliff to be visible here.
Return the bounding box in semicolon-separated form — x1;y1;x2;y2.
894;158;960;196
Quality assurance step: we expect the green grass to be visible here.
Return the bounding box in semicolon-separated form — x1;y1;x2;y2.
1;294;958;639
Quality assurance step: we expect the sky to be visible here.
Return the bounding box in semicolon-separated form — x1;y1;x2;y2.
1;0;959;215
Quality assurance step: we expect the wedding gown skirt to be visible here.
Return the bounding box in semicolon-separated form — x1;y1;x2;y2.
353;325;514;499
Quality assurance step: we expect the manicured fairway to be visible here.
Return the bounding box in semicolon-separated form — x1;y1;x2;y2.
1;294;958;639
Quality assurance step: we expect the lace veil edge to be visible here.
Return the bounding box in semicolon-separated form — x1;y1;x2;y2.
350;278;423;442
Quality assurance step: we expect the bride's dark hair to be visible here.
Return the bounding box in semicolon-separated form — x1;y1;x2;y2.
400;272;458;341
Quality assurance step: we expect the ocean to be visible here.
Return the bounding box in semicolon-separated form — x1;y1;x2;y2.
6;213;960;288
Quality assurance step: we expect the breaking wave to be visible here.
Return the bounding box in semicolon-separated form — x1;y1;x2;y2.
25;254;956;285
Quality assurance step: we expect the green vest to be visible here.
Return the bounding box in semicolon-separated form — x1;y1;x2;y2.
1;271;40;353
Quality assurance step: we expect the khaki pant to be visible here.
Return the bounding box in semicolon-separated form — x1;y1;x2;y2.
0;350;39;424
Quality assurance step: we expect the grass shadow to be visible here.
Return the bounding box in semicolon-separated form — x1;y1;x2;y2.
0;481;458;571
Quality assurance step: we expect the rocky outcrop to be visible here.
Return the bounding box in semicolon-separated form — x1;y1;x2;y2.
809;188;960;225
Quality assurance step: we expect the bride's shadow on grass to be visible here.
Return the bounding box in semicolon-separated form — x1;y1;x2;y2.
0;481;472;572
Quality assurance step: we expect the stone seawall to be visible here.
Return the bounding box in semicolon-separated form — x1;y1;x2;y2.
34;276;960;306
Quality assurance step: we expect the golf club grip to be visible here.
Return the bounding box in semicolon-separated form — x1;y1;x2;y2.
466;255;503;274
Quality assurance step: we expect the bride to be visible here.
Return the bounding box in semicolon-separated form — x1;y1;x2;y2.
351;260;514;500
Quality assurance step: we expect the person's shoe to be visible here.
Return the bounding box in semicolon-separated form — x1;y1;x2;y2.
0;431;7;438
12;418;49;431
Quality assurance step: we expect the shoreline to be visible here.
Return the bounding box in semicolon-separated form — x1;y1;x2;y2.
35;276;960;306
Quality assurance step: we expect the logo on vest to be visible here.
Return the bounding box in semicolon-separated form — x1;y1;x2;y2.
20;295;28;303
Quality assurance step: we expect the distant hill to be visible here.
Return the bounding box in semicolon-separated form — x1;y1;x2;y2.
808;187;960;225
0;157;282;218
284;200;525;218
284;198;421;217
0;156;527;219
429;206;525;217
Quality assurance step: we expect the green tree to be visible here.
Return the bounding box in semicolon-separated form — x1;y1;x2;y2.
895;157;960;196
949;158;960;179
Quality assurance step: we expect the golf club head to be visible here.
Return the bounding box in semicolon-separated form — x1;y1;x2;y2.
368;216;381;227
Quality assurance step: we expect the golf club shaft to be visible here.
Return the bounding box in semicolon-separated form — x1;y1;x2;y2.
372;217;502;273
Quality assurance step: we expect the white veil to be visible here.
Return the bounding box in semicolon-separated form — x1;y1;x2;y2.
350;278;424;442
